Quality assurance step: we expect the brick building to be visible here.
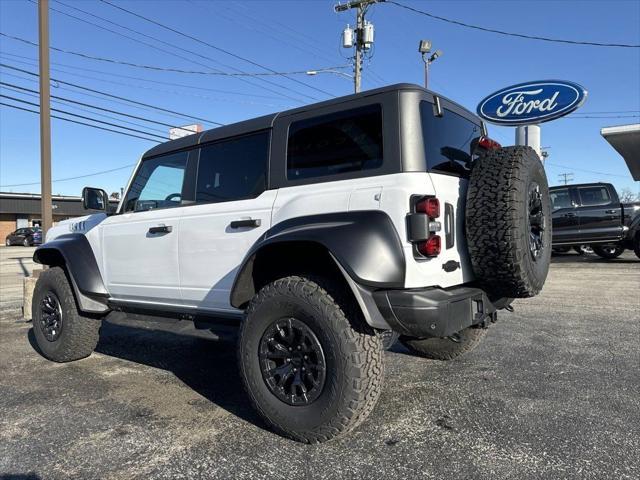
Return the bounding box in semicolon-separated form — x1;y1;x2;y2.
0;192;119;240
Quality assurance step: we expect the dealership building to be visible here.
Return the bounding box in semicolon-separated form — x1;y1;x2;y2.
0;192;118;240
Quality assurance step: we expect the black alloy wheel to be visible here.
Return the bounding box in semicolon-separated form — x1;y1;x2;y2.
39;292;63;342
528;183;545;261
259;317;326;406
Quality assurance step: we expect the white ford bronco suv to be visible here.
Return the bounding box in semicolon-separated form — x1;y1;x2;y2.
32;84;551;443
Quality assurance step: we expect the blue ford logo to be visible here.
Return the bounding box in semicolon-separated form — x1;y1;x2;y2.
477;80;587;125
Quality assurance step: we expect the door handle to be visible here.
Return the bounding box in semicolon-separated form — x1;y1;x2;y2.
563;212;576;217
148;225;172;234
605;209;617;214
230;218;261;229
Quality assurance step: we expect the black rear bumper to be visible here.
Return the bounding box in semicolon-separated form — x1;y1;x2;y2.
373;286;497;338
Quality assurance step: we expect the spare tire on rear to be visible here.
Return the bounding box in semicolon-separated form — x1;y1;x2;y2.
466;146;551;299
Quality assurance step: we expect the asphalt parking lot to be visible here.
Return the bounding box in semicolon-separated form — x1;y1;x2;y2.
0;246;638;479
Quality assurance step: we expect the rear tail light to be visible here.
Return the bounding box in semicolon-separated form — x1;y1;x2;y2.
409;196;442;258
416;197;440;218
478;136;501;151
417;235;441;257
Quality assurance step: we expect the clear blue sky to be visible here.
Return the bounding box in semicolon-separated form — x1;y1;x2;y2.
1;0;639;197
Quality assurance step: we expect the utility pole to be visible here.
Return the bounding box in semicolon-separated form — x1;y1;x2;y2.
335;0;380;93
557;173;574;185
38;0;53;238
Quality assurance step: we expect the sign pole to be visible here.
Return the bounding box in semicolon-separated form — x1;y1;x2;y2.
515;125;542;160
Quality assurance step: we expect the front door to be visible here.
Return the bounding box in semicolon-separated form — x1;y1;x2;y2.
100;150;190;305
576;185;623;242
178;131;275;313
550;187;579;244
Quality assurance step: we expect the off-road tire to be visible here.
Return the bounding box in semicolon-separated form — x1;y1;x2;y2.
593;245;625;259
466;146;551;299
31;267;102;362
379;330;399;350
400;327;488;361
238;275;384;443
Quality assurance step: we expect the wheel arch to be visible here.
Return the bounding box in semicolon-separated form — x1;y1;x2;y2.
230;211;405;329
33;234;109;314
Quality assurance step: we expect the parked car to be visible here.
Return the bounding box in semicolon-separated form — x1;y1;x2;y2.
30;84;551;443
550;182;640;259
5;227;42;247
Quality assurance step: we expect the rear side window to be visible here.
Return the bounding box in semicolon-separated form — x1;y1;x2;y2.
578;186;611;206
421;103;481;177
287;104;383;180
196;131;269;203
550;188;573;210
123;151;189;212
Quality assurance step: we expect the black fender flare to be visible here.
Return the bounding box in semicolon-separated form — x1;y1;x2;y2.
33;234;109;313
230;210;406;310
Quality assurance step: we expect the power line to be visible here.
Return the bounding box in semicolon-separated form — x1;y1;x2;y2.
98;0;335;97
0;102;160;144
546;162;630;179
0;93;167;140
0;52;287;101
1;83;168;134
0;161;136;188
48;0;309;104
0;63;222;126
0;32;343;80
0;77;210;134
0;56;289;108
387;0;640;48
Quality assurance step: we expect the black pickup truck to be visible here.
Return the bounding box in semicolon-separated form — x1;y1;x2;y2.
550;182;640;259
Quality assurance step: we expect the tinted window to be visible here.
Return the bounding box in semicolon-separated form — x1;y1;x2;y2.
550;188;573;210
287;104;383;180
196;131;268;203
124;151;188;212
579;186;611;206
421;103;481;177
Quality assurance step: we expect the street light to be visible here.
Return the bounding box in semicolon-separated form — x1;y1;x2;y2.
418;39;443;89
306;69;354;80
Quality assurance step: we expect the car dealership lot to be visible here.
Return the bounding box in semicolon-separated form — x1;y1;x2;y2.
0;246;638;479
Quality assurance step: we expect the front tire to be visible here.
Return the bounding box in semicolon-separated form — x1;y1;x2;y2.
23;238;30;247
593;245;625;259
238;276;384;443
401;327;488;361
32;267;102;362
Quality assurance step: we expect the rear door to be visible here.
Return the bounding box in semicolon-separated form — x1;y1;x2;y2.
178;131;275;314
576;185;623;242
550;187;580;243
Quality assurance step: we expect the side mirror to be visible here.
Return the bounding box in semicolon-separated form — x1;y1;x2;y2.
82;187;109;211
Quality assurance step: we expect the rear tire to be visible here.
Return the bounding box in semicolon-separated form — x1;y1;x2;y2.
31;267;102;362
466;146;551;299
238;275;384;443
593;245;625;259
401;327;488;361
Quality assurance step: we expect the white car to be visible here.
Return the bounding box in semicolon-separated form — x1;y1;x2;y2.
31;84;551;443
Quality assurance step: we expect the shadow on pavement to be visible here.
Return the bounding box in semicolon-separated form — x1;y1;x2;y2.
27;320;267;434
550;253;639;264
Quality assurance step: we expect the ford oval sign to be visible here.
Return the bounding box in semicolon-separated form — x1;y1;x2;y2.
477;80;587;126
